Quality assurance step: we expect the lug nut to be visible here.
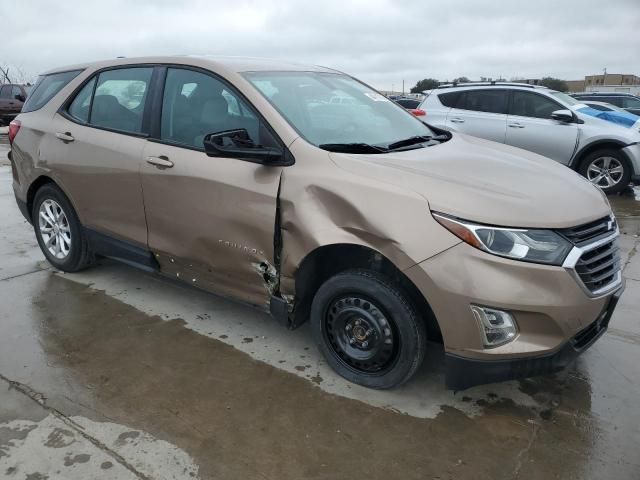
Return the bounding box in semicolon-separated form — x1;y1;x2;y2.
345;324;352;331
361;341;369;348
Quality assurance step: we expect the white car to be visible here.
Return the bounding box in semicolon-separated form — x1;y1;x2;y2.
420;82;640;193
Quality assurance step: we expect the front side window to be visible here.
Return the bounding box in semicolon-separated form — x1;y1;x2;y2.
621;96;640;109
90;68;153;133
244;71;435;148
11;86;23;99
160;68;270;150
458;90;507;114
22;70;82;113
0;85;10;99
509;91;562;119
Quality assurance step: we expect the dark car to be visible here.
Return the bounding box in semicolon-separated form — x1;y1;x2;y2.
394;97;421;109
0;84;29;125
571;92;640;116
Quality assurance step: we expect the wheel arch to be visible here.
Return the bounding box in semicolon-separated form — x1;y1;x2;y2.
26;175;58;222
570;140;631;171
290;243;442;342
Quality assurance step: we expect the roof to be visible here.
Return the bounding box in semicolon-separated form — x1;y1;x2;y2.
572;92;637;97
41;55;337;76
435;82;549;91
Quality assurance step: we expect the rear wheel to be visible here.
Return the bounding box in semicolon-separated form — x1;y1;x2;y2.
33;184;94;272
579;149;631;194
311;269;427;389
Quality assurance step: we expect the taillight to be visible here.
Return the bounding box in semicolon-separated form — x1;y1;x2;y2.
409;109;426;117
8;120;21;145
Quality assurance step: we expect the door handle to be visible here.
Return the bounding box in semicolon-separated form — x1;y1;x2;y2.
450;118;465;123
508;123;525;128
55;132;75;142
146;156;174;168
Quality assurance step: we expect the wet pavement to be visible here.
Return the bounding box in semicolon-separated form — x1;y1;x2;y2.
1;144;639;479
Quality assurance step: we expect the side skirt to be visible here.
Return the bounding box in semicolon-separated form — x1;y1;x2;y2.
84;228;159;272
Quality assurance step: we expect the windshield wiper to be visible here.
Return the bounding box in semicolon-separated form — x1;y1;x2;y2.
319;143;388;154
385;134;450;151
385;135;433;151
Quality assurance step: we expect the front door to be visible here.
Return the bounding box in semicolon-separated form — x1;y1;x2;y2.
505;90;578;164
140;67;283;308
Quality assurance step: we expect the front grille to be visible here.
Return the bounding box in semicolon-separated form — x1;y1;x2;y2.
575;240;620;293
559;215;616;245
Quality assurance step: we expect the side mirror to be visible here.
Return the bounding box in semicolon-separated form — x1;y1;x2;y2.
551;109;574;123
203;128;285;164
14;94;25;102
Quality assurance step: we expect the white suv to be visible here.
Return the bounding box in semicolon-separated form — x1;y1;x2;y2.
420;83;640;194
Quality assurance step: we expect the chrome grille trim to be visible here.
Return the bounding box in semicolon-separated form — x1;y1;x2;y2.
562;228;622;297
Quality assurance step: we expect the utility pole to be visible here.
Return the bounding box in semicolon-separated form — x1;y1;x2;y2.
603;67;607;86
402;80;405;96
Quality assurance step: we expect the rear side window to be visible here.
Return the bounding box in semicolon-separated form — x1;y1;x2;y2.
509;91;562;119
438;91;461;108
91;68;153;133
22;70;82;113
68;78;96;123
0;85;11;99
458;90;507;114
11;86;23;99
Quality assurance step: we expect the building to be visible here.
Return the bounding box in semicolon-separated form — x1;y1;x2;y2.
585;73;640;89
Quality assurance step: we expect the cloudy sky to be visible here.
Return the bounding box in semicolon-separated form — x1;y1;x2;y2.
1;0;638;90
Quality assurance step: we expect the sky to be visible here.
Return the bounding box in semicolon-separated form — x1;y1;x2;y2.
1;0;639;91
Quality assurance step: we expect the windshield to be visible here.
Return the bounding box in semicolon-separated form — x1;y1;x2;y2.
550;91;580;106
244;71;435;149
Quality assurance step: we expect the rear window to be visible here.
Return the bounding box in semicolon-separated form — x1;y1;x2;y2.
22;70;82;113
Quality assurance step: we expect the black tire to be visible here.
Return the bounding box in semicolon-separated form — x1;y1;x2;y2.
311;269;427;389
32;184;94;272
578;148;632;195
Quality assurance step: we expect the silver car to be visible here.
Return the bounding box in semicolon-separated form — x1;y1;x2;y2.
420;82;640;194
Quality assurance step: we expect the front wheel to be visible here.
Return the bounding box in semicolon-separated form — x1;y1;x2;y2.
311;269;427;389
579;149;631;194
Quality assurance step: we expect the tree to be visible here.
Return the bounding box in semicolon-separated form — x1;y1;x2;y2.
453;76;470;84
539;77;569;92
410;78;439;93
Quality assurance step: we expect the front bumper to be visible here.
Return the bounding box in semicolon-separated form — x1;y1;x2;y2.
622;143;640;178
404;239;623;389
444;289;622;390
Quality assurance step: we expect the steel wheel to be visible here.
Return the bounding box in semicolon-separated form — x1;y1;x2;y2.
324;295;398;374
38;199;72;260
586;156;624;189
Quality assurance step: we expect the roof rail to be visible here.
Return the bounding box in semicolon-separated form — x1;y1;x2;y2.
436;82;542;90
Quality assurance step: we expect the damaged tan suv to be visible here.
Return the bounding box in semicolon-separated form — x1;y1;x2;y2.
9;56;624;390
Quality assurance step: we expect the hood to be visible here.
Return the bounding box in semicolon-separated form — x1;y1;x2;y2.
573;105;640;131
329;133;611;229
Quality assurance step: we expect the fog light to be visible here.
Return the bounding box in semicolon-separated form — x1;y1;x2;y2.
470;305;518;348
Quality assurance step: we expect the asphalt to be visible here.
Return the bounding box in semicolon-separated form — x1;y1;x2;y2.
1;140;639;479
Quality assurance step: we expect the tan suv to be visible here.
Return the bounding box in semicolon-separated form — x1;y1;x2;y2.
9;56;624;390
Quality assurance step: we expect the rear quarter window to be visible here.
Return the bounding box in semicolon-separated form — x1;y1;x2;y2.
438;91;462;108
22;70;82;113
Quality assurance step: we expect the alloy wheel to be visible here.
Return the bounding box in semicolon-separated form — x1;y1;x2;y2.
587;156;624;189
38;199;72;259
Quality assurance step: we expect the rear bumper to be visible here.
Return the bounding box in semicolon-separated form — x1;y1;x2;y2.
444;288;622;390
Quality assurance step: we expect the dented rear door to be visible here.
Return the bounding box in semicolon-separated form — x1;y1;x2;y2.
140;66;282;309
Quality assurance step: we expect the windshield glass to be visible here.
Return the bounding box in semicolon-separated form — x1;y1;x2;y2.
244;71;434;148
550;91;580;106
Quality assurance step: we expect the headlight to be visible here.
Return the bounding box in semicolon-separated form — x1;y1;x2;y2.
433;213;573;266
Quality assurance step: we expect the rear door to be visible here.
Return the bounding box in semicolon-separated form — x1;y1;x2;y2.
46;66;153;246
140;66;283;308
444;89;508;143
505;90;578;164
